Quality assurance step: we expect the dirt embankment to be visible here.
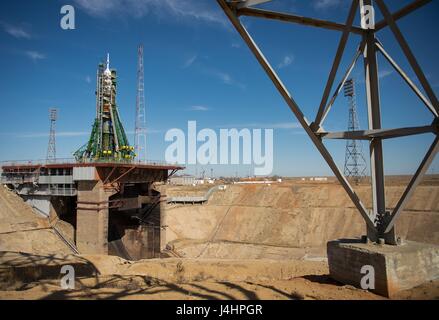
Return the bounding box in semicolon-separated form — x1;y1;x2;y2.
0;186;72;255
164;183;439;259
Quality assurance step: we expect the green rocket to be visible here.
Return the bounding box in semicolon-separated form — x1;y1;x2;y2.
75;54;135;162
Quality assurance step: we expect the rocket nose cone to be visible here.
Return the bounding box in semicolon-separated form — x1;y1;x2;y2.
104;53;111;75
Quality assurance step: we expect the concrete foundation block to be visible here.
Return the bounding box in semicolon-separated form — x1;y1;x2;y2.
327;239;439;298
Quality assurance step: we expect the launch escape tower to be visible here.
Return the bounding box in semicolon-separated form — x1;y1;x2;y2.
343;78;367;182
74;54;135;162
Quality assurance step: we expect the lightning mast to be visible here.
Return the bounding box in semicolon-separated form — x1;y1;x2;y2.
343;78;367;183
46;108;58;163
135;44;147;162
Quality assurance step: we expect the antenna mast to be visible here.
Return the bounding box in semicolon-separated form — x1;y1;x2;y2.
46;108;58;163
135;44;147;162
343;79;367;183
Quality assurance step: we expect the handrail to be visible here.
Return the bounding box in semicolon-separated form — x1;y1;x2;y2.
0;158;180;167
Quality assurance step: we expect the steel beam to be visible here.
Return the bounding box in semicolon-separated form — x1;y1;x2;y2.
237;7;364;35
110;166;136;184
313;0;359;130
385;136;439;233
217;0;376;231
103;166;117;185
375;0;439;115
319;125;436;140
375;0;432;31
362;0;392;243
375;40;438;117
235;0;272;9
218;0;436;245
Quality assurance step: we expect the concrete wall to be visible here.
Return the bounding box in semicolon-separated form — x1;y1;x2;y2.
38;176;73;184
22;196;51;217
76;181;111;254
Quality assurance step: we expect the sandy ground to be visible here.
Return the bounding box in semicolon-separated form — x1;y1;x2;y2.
0;278;385;300
0;251;392;300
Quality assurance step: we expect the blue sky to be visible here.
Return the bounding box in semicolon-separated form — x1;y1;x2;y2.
0;0;438;177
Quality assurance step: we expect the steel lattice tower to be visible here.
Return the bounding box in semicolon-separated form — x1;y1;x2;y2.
46;108;58;162
343;79;367;183
218;0;439;245
135;44;147;162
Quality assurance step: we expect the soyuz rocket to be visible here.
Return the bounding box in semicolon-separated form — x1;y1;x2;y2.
75;54;135;162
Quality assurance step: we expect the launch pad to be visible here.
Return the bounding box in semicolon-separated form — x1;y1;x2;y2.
0;160;183;255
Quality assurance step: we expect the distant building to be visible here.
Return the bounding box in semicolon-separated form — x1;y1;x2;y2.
310;177;328;182
169;175;195;186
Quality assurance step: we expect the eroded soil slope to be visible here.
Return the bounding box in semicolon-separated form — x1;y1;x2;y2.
0;186;71;255
165;182;439;258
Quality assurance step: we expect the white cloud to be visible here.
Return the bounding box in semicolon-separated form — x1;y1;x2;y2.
2;23;31;39
278;55;294;69
183;54;197;68
85;75;92;83
217;71;232;84
74;0;226;27
188;105;209;111
313;0;342;10
355;68;394;84
74;0;119;16
24;51;46;61
186;57;245;89
203;68;246;90
378;69;393;79
216;70;246;89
